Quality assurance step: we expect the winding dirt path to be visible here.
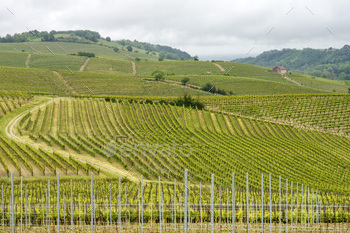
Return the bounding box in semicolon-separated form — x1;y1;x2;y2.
25;54;31;68
213;63;226;72
53;71;77;95
25;43;41;53
132;62;137;76
5;98;139;181
79;58;90;71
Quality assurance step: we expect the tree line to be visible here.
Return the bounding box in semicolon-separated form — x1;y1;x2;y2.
0;30;101;43
233;46;350;80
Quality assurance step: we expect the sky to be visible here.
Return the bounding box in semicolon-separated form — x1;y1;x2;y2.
0;0;349;60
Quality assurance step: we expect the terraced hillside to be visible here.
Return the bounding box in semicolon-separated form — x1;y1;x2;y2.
0;41;160;61
0;66;212;96
0;91;32;116
7;97;350;193
165;75;323;95
203;94;350;137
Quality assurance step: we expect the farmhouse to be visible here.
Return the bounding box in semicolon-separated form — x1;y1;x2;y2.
273;66;287;75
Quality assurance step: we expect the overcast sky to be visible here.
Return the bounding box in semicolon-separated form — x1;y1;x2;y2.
0;0;349;60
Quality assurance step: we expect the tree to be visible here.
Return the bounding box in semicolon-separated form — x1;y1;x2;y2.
135;57;141;61
175;94;204;110
158;57;164;61
201;83;215;93
193;55;199;61
181;77;190;85
152;70;165;81
77;52;95;57
113;47;119;52
106;37;111;42
126;46;133;52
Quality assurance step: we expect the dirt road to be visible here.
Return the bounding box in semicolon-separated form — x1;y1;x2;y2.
5;98;139;181
25;54;31;68
79;58;90;71
132;62;137;75
213;63;226;72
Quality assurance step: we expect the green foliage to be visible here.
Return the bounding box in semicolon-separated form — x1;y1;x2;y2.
126;45;133;52
201;83;215;93
152;70;165;81
77;51;95;57
193;55;199;61
113;47;119;52
135;57;141;61
174;94;204;109
181;77;190;85
233;45;350;80
0;30;101;43
158;57;164;61
106;36;111;42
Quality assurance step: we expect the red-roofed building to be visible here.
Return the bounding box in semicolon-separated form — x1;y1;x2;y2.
273;66;287;75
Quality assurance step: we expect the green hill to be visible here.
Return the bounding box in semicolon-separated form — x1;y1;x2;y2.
233;46;350;80
5;96;350;193
0;29;192;61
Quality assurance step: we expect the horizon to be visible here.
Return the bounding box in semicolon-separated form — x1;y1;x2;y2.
1;0;348;61
1;28;349;62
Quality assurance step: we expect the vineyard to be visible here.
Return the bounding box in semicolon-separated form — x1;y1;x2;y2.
202;93;350;137
1;169;350;232
0;91;32;117
0;41;159;61
165;75;322;95
28;53;86;71
3;97;348;195
0;39;350;231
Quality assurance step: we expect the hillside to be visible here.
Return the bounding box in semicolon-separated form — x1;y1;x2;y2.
1;50;348;96
233;46;350;80
1;95;348;193
0;30;192;61
203;93;350;137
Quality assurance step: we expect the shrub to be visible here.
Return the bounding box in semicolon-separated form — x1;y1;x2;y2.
174;94;204;110
181;77;190;85
152;70;165;81
77;52;95;57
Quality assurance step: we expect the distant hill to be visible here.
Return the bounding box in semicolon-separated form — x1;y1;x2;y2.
0;30;192;61
232;45;350;80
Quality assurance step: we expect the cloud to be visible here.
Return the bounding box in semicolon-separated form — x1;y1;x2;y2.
1;0;348;60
